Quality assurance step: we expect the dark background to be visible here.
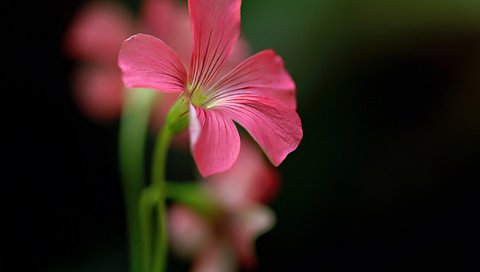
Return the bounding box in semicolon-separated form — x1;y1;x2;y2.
6;0;480;271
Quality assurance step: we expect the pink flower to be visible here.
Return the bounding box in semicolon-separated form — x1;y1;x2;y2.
119;0;303;176
64;1;134;121
143;0;251;148
168;139;279;271
72;65;125;121
65;2;134;64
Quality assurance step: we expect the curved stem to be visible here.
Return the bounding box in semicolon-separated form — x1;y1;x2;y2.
119;88;156;272
151;126;173;272
165;181;219;219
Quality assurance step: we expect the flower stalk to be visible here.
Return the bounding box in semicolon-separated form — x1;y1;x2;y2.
119;88;156;272
150;123;173;272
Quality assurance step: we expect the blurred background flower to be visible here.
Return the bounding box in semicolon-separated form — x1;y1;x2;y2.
168;138;279;271
6;0;480;271
63;1;133;121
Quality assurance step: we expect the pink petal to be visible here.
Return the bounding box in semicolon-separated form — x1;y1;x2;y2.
192;240;237;272
118;34;187;92
196;50;302;166
252;166;280;204
189;104;240;177
64;1;133;64
140;0;173;39
142;0;193;66
208;49;297;109
229;204;276;268
168;205;212;258
215;37;251;80
226;37;251;70
207;138;280;211
162;7;192;66
188;0;241;90
72;65;124;122
213;97;302;167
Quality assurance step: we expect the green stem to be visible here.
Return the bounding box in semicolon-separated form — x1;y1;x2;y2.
119;88;156;272
165;181;219;218
138;186;159;272
151;126;173;272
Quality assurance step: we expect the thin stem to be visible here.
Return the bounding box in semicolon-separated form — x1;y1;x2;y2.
119;88;156;272
165;181;220;219
151;126;173;272
139;187;159;272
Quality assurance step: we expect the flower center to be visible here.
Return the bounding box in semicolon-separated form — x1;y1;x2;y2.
189;85;215;108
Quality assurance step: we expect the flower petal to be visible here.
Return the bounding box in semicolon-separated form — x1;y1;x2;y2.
227;37;251;70
118;34;187;92
64;1;133;64
73;65;124;122
140;0;173;39
205;50;301;165
142;0;194;66
168;205;212;258
214;97;302;167
229;204;276;268
192;240;237;272
207;138;280;211
160;6;192;66
189;104;240;177
207;49;297;109
188;0;241;90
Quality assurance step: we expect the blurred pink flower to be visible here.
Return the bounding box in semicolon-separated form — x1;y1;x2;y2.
65;1;134;64
168;139;279;271
72;65;125;121
119;0;303;177
64;1;133;121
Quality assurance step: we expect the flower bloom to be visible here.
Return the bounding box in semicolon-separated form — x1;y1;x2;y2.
64;1;133;121
168;139;279;271
119;0;303;176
